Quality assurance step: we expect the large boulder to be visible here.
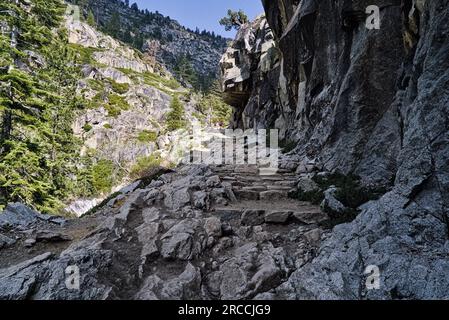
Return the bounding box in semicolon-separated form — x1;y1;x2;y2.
0;203;66;230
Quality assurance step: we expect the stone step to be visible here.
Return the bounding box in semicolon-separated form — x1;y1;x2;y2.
293;208;328;225
212;208;243;222
264;210;292;224
259;190;289;201
261;175;297;181
231;181;249;187
231;175;264;182
241;186;268;192
233;168;260;175
274;180;297;187
234;190;260;201
276;169;296;174
266;185;295;191
222;176;237;181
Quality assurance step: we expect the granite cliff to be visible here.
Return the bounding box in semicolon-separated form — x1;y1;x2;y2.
220;0;449;298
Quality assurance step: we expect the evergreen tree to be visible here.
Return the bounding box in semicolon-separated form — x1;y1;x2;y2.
0;0;86;212
173;56;198;89
219;9;249;31
106;11;121;38
87;10;96;27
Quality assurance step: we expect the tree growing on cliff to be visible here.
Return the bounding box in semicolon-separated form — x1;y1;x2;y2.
87;10;96;27
219;9;249;31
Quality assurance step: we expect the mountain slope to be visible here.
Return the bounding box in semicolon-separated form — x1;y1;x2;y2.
0;0;231;215
70;0;230;90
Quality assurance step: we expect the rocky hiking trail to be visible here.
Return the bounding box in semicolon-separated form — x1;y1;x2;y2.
210;164;326;226
0;162;330;300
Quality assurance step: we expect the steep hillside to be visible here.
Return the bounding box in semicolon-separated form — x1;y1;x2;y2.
69;0;230;90
64;4;233;216
0;0;231;215
0;0;86;212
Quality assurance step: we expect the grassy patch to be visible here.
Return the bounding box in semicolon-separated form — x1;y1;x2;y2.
137;130;158;143
105;93;130;118
68;44;103;66
117;67;180;94
290;173;387;227
109;80;130;94
130;154;162;180
87;79;105;92
142;71;180;90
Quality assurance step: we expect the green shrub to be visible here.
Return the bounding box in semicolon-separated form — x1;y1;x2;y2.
289;173;387;227
91;159;115;195
82;123;93;132
68;44;98;65
103;123;113;129
280;140;298;153
104;104;121;118
105;93;130;117
142;71;180;90
198;93;233;127
137;130;158;143
130;154;162;180
289;188;324;205
87;78;105;92
110;80;130;94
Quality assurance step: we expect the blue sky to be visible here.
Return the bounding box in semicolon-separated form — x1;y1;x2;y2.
133;0;264;38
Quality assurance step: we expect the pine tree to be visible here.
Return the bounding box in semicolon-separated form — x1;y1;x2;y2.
174;56;198;89
0;0;87;212
106;11;121;38
219;9;249;31
87;10;96;27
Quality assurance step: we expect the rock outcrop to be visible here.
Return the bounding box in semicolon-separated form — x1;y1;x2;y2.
221;0;449;299
220;15;281;131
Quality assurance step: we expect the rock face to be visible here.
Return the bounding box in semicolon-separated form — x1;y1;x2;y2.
220;15;281;130
221;0;449;299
